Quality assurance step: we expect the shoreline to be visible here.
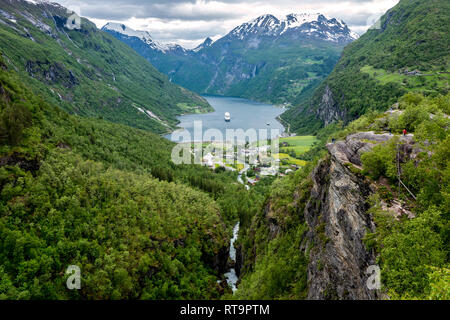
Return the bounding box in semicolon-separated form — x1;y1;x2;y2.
164;95;287;142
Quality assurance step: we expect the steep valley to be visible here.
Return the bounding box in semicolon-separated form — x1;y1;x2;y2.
0;0;448;302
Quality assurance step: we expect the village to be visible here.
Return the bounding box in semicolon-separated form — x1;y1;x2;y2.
198;136;316;187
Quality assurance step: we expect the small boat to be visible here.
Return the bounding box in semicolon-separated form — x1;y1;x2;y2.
266;122;270;126
225;112;231;122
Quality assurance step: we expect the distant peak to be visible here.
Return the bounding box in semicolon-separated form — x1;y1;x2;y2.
102;22;155;44
23;0;66;9
202;37;213;47
193;37;214;52
249;14;280;27
103;22;130;33
102;22;187;53
228;12;356;43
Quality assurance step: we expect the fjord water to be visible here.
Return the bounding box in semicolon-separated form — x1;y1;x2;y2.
166;96;285;142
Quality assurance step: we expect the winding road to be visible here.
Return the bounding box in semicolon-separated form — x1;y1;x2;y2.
237;163;250;190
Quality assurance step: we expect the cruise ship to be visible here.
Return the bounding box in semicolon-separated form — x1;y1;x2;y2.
224;112;231;122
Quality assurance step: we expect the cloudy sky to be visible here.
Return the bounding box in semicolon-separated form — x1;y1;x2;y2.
54;0;400;48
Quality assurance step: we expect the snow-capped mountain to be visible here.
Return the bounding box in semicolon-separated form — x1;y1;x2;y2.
104;13;358;106
227;13;358;43
102;22;186;54
193;37;214;53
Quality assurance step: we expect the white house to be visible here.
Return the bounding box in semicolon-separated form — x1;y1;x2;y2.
203;153;215;168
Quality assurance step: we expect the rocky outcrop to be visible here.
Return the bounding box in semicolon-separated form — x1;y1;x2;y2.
304;131;418;299
315;85;346;126
208;246;230;275
303;132;399;300
234;244;244;277
26;60;79;88
0;153;40;174
305;158;378;299
328;132;391;166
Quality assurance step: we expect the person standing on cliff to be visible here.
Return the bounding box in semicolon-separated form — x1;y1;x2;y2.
403;129;407;136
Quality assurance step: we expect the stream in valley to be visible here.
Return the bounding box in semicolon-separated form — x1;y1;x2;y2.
224;222;240;292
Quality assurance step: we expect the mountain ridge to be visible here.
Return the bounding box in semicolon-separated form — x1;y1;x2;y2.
102;12;358;53
225;13;358;43
103;12;356;106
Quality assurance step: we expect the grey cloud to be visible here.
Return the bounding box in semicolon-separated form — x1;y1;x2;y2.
53;0;398;47
81;4;242;21
57;0;390;21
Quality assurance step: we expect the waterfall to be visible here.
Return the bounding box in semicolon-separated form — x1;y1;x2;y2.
224;222;240;292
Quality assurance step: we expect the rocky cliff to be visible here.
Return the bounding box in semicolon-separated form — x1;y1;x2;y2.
315;85;346;126
303;132;410;299
235;129;418;299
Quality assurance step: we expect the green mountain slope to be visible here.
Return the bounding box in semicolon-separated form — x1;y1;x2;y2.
205;38;344;106
282;0;450;134
0;0;211;134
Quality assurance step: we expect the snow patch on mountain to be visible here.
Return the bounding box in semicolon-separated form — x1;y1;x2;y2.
0;9;16;23
19;10;53;35
102;23;185;53
23;0;66;10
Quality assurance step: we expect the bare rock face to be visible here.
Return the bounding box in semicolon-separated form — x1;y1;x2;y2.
235;244;244;277
26;60;79;88
303;132;398;300
305;156;379;299
0;153;40;173
316;85;346;126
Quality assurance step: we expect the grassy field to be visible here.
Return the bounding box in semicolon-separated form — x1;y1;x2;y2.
360;65;449;91
273;136;317;166
273;153;307;166
278;136;318;154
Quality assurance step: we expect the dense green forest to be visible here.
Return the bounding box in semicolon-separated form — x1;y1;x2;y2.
281;0;450;134
0;53;269;299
